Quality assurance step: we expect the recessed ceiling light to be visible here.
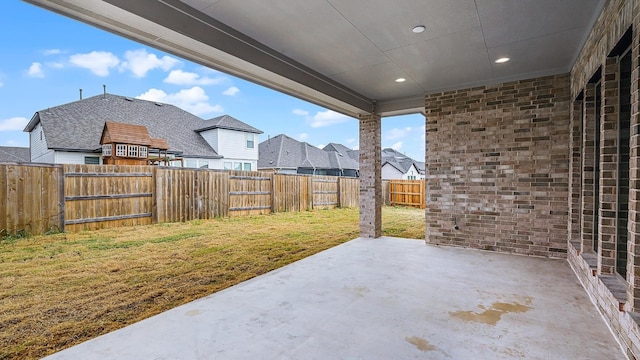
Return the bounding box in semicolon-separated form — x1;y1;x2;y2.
495;57;510;63
395;78;406;83
412;25;426;34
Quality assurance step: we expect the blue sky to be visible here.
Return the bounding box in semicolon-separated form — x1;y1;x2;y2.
0;1;426;161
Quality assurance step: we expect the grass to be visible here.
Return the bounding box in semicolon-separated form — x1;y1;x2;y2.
0;206;424;359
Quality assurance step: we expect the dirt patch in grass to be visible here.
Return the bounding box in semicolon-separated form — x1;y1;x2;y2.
0;206;424;359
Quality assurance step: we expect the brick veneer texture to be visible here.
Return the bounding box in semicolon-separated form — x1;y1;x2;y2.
569;0;640;357
582;83;597;253
424;74;571;258
599;57;620;275
569;97;583;250
358;113;381;238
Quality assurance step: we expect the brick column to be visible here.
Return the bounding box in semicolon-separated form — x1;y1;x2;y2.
582;83;597;252
358;113;382;238
600;57;620;275
569;97;583;250
628;24;640;311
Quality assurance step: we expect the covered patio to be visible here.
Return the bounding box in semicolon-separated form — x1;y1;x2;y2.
24;0;640;358
43;237;622;359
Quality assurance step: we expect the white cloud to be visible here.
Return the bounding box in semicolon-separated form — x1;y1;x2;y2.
27;62;44;78
420;125;426;140
310;110;349;128
70;51;120;76
47;62;64;69
121;49;180;78
292;109;309;116
43;49;61;56
345;138;356;144
164;69;225;86
0;117;28;131
317;144;325;149
136;86;223;116
386;127;413;140
222;86;239;96
0;81;3;87
298;133;309;141
391;141;403;151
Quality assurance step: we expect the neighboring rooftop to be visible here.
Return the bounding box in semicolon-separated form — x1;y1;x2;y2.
259;134;359;171
323;143;359;161
381;148;423;174
24;94;261;158
198;115;263;134
0;146;29;163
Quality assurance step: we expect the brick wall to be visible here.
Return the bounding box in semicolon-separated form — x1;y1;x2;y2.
424;74;571;258
358;113;381;238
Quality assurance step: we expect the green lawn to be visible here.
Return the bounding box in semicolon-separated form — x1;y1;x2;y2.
0;206;424;359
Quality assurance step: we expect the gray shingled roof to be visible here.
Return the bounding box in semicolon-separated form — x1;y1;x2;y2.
199;115;263;134
259;134;359;170
23;94;259;158
0;146;30;163
323;143;359;161
381;148;421;174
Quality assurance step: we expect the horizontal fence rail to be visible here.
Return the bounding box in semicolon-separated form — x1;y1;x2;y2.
0;163;380;236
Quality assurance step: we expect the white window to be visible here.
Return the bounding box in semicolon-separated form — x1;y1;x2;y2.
102;144;112;156
224;161;233;170
128;145;138;158
139;146;147;158
243;163;251;171
234;162;242;171
246;134;254;149
116;144;127;157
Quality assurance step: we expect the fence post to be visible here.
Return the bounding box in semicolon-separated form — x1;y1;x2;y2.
337;177;342;208
152;166;158;224
58;164;65;233
270;172;276;213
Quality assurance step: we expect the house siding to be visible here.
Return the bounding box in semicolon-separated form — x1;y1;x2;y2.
381;164;403;180
55;151;102;165
200;129;220;153
29;122;49;162
216;129;258;161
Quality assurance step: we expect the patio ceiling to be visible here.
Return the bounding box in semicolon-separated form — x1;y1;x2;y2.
25;0;605;117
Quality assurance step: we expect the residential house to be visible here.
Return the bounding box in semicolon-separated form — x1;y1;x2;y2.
199;114;262;171
0;146;30;163
23;93;262;169
322;143;424;180
258;134;358;177
380;148;425;180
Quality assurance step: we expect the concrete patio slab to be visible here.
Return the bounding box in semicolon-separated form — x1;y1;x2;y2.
44;237;625;359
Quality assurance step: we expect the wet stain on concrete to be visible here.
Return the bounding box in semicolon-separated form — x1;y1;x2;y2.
450;297;532;326
405;336;436;352
185;310;201;317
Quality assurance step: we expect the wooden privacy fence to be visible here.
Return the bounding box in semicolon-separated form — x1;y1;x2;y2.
0;163;63;236
386;180;426;209
64;165;154;232
0;164;362;235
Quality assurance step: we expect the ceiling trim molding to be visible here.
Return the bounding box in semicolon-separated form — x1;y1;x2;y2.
104;0;373;114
